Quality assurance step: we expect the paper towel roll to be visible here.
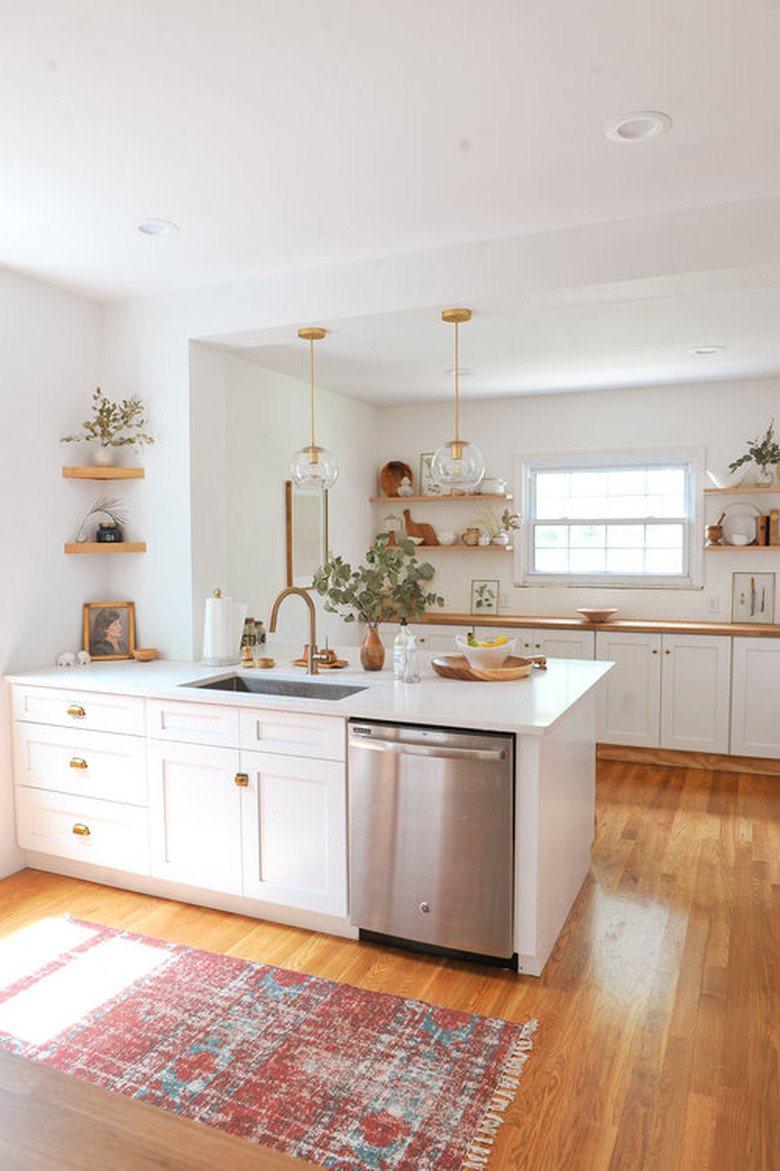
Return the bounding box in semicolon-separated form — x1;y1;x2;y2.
202;592;247;666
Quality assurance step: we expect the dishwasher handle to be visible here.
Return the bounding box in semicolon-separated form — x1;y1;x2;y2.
348;736;507;763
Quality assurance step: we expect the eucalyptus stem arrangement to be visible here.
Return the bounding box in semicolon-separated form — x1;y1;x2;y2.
61;388;155;452
75;497;127;542
312;533;445;627
728;419;780;482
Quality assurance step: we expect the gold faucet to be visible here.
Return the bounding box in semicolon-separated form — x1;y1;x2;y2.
268;586;323;675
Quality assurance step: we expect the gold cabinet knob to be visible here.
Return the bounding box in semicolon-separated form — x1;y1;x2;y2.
67;704;86;718
69;757;88;769
234;772;249;788
72;823;91;836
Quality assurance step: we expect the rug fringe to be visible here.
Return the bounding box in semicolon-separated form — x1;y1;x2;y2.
460;1019;538;1171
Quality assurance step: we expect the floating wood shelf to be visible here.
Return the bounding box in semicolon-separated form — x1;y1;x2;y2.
63;466;145;480
703;544;778;552
704;485;778;494
413;544;513;552
64;542;147;554
370;493;512;503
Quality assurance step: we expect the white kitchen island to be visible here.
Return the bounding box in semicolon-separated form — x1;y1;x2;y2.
6;652;611;977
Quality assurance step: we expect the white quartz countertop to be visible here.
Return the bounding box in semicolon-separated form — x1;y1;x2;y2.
5;648;612;736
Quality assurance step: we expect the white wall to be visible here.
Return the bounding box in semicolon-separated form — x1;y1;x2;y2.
193;347;378;653
376;378;780;622
0;267;102;876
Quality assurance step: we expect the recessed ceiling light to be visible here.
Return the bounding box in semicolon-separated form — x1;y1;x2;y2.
604;111;672;143
690;344;726;357
137;218;180;236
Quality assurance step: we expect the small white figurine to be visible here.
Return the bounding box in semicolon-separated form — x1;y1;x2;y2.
56;651;76;667
76;650;91;666
397;476;413;497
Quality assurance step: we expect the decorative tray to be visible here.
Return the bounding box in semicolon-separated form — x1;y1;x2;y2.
431;654;547;682
291;657;349;669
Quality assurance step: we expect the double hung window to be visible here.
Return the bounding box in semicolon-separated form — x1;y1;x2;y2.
516;451;701;587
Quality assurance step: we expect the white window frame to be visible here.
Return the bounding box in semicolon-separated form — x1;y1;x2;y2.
512;447;704;589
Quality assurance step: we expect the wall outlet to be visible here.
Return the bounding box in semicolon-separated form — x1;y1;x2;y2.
706;595;720;613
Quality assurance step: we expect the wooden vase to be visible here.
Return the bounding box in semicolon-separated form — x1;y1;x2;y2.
360;625;385;671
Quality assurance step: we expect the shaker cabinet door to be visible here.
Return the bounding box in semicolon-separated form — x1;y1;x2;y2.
595;631;662;746
730;637;780;758
147;740;242;894
240;749;347;917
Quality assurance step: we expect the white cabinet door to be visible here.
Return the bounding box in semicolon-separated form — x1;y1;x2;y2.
596;630;662;746
660;634;731;754
517;628;595;659
147;740;243;894
241;750;347;917
731;637;780;757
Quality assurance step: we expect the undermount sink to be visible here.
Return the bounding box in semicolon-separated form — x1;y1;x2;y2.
190;674;368;701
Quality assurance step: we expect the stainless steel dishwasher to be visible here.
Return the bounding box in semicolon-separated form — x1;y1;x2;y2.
348;720;515;963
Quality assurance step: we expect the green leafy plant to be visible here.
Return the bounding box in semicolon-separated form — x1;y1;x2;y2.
312;533;445;626
61;388;155;449
728;420;780;472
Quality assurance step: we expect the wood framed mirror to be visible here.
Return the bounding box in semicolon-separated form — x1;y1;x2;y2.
285;480;329;588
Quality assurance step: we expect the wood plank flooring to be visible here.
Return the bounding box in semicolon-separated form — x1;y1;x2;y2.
0;761;778;1170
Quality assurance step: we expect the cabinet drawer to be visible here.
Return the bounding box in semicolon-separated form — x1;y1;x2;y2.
15;787;149;872
12;686;145;735
146;699;240;747
13;724;147;805
239;709;345;761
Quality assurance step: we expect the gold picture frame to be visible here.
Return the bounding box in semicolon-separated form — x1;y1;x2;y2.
83;601;136;660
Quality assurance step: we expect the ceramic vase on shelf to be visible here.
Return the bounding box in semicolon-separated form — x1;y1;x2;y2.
360;624;385;671
91;445;116;467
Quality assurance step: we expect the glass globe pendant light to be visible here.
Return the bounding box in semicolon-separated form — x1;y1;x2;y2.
431;308;485;491
290;326;338;490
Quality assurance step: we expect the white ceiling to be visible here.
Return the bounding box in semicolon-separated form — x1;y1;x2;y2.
4;1;780;404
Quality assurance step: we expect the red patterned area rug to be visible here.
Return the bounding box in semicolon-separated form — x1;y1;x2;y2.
0;917;536;1170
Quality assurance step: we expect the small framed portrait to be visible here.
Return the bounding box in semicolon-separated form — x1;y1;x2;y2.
419;452;444;497
470;579;499;616
84;602;136;660
731;573;775;624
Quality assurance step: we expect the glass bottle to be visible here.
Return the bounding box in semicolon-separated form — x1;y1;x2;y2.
393;619;410;680
402;632;421;684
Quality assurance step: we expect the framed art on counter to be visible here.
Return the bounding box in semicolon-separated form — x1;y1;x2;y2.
731;573;774;623
84;601;136;659
470;579;499;615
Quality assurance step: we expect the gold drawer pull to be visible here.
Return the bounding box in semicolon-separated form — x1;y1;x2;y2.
234;772;250;788
72;823;91;837
69;757;88;769
67;704;86;718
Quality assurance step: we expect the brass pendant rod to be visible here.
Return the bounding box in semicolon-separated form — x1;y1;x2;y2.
453;318;460;444
309;335;316;452
297;327;327;461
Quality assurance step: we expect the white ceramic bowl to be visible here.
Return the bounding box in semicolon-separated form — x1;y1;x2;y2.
455;636;516;669
729;533;750;546
438;530;456;545
706;468;745;490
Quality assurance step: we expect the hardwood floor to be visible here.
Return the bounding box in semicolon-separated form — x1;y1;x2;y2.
1;761;778;1170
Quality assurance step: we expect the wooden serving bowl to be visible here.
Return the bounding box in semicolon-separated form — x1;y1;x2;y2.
132;648;158;662
431;654;543;682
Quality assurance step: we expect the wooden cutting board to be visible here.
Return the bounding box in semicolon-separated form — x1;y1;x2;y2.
431;654;546;681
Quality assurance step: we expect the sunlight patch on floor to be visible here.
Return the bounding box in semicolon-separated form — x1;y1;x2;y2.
0;919;168;1046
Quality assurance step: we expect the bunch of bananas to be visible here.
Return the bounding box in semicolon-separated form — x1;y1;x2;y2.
466;634;509;647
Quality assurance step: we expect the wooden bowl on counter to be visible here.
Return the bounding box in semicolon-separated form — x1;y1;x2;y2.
576;609;618;624
132;648;158;662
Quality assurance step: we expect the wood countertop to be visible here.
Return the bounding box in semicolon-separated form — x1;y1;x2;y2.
409;613;780;638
